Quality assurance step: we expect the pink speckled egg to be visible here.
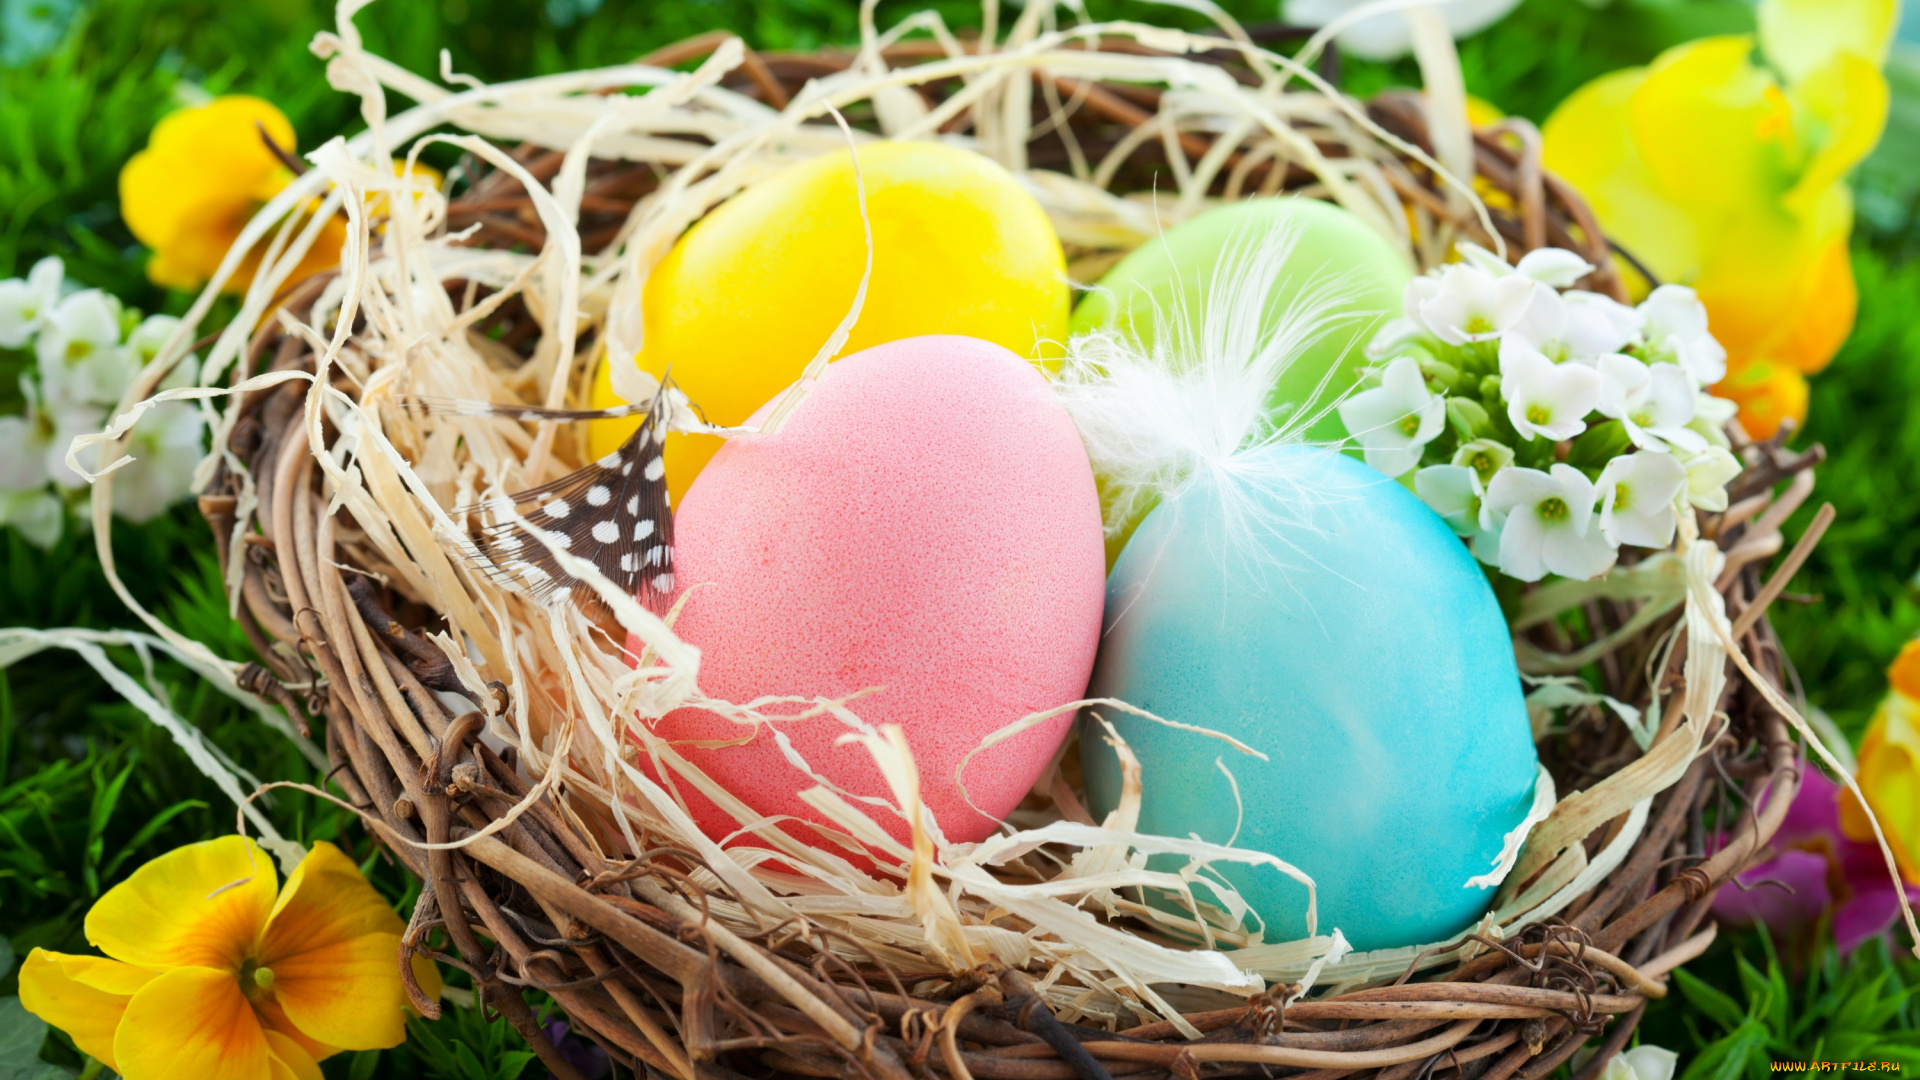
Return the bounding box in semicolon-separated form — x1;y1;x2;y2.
641;335;1106;852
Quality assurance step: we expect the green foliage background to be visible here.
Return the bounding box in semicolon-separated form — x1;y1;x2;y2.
2;0;1918;1076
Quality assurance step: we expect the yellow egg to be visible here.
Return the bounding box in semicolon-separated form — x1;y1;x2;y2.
589;140;1070;504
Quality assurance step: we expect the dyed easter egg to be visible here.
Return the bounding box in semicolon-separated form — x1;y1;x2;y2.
647;335;1106;850
1081;446;1537;951
591;141;1071;506
1070;198;1409;444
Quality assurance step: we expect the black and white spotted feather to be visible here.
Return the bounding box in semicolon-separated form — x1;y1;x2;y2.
423;385;678;614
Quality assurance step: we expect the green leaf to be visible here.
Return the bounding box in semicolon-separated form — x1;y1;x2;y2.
496;1050;536;1080
81;759;134;897
1679;1019;1770;1080
99;798;206;882
1445;396;1491;441
1733;949;1787;1038
0;997;69;1080
452;1041;490;1080
1565;419;1631;474
0;999;44;1066
1676;966;1749;1034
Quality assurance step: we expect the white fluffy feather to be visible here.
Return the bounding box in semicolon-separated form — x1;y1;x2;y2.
1054;219;1384;544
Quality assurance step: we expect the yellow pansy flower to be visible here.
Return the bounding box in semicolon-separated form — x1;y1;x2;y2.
119;96;346;293
19;835;437;1079
1542;0;1895;439
1842;640;1920;882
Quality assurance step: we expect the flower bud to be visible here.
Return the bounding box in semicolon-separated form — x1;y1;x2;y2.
1418;355;1460;392
1841;642;1920;883
1445;397;1490;441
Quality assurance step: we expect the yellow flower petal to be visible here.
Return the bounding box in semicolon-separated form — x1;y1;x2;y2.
120;97;291;248
410;949;445;1013
1544;27;1881;404
114;966;269;1080
1541;67;1702;285
1712;356;1808;440
1693;209;1811;353
1690;197;1853;378
1628;36;1786;218
1894;641;1920;703
117;95;303;292
259;842;411;1050
1844;694;1920;883
254;996;341;1065
87;834;277;972
148;96;293;201
1775;232;1857;374
1758;0;1898;84
263;842;403;945
1784;53;1890;216
17;951;156;1071
266;1029;325;1080
269;933;413;1051
118;146;194;255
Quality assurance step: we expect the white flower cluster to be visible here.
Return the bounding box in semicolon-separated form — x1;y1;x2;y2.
0;257;205;548
1337;244;1743;583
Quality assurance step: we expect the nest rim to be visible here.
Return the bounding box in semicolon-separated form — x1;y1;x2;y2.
184;24;1825;1080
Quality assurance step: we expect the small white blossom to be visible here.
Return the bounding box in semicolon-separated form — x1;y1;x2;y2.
1508;287;1641;362
1596;354;1704;452
109;401;205;523
0;489;63;549
1474;503;1508;566
1597;1046;1678;1080
0;389;68;549
1679;445;1743;512
128;315;200;391
1451;439;1515;487
1338;355;1445;477
1280;0;1522;61
37;290;135;411
0;257;64;349
1416;263;1538;345
1499;336;1601;442
1366;314;1427;359
1415;464;1503;563
126;314;177;365
1596;451;1687;548
1514;248;1595;287
1639;284;1727;385
1486;464;1617;582
1456;242;1595;288
1567;288;1645;334
0;411;51;492
34;289;120;370
1453;243;1511;278
0;277;208;542
1687;391;1739;449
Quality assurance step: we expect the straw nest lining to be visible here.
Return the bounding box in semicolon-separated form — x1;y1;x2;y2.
81;5;1854;1079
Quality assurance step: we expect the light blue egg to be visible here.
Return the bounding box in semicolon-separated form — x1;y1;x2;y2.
1082;445;1538;952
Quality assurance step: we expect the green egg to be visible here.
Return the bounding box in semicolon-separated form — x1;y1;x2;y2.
1071;197;1411;443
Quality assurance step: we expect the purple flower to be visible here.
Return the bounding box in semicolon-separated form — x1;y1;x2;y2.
1712;769;1920;954
544;1019;612;1079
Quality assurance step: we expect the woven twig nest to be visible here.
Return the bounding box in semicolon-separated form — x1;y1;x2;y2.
134;10;1842;1080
